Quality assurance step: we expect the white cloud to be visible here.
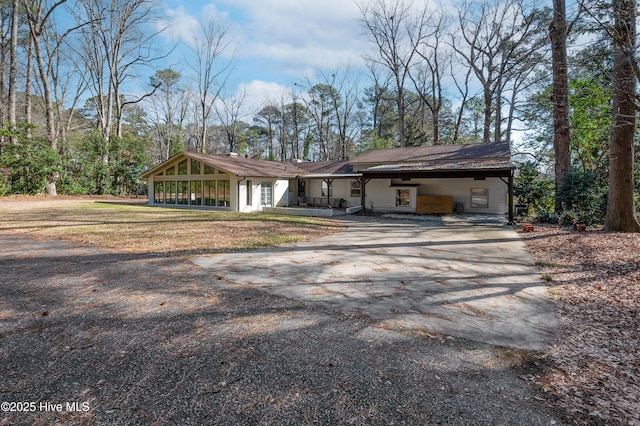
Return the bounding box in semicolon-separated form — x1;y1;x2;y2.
156;5;201;45
235;80;293;118
200;0;369;76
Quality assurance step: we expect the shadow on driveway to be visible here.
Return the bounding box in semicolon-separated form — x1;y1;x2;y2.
193;215;562;351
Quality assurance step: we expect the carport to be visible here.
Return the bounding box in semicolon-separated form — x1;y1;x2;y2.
357;161;516;223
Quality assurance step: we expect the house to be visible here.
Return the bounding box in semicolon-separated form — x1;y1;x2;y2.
140;142;515;221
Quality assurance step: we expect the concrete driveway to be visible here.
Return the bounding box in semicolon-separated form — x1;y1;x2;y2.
192;215;561;351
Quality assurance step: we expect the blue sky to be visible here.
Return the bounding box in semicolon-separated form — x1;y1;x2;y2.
155;0;371;115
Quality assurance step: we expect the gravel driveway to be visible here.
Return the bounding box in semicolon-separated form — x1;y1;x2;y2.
0;224;562;425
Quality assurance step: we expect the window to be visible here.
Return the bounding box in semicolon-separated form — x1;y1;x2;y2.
191;159;201;174
204;180;216;206
190;181;202;205
204;164;216;174
350;180;361;198
165;181;176;204
165;166;175;176
154;181;164;203
246;180;252;206
471;188;489;208
177;181;189;204
218;180;230;207
396;189;410;206
261;182;272;207
178;160;188;175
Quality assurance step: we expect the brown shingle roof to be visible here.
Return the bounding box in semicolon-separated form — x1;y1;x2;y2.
352;142;512;164
293;160;354;175
140;152;307;179
141;143;513;180
363;159;514;173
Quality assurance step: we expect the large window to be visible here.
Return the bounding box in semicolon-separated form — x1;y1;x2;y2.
218;180;230;207
190;181;202;205
396;189;410;206
165;181;176;204
204;180;216;206
350;180;361;198
178;160;188;175
471;188;489;208
154;181;164;203
261;182;272;207
177;181;189;204
204;164;216;174
191;159;201;175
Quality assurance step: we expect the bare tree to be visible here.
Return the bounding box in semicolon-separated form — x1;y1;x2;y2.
254;104;280;160
23;0;74;195
453;0;545;143
604;0;640;231
7;0;18;143
189;15;234;154
318;68;364;159
148;68;187;161
72;0;164;190
215;88;246;154
409;9;450;145
358;0;430;147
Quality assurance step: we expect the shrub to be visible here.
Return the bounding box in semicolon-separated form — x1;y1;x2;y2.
557;167;607;225
514;161;555;215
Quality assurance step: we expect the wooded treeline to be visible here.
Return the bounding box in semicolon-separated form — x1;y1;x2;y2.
0;0;638;229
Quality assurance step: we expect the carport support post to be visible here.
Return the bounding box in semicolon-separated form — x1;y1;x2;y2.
359;177;369;214
508;172;514;224
323;178;333;206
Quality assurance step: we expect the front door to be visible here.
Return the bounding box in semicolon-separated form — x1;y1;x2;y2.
261;182;273;207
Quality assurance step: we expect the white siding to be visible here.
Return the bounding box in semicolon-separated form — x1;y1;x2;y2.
412;178;507;214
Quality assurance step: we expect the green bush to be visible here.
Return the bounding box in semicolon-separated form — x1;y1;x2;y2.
0;136;62;194
514;161;555;216
557;167;607;225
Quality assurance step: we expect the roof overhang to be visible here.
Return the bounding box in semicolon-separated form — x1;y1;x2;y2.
360;161;515;179
300;173;363;179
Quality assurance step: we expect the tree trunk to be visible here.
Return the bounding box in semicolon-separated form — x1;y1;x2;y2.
483;87;492;143
25;35;34;137
549;0;571;211
8;0;18;144
604;0;640;232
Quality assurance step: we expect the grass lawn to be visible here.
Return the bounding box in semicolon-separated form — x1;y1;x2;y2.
0;199;346;256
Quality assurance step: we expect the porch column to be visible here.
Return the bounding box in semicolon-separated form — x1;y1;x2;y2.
359;177;369;212
508;172;514;224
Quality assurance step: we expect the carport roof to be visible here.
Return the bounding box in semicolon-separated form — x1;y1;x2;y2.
352;142;512;164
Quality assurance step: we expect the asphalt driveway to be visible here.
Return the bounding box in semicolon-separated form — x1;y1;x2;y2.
193;214;561;351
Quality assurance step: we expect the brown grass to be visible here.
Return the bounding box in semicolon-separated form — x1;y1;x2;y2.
0;198;345;256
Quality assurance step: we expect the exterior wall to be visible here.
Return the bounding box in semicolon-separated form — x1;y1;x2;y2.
411;177;507;215
237;179;290;212
364;180;417;212
360;177;507;214
300;178;362;207
300;176;507;214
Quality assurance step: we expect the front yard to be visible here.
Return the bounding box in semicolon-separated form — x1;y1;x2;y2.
0;198;345;256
